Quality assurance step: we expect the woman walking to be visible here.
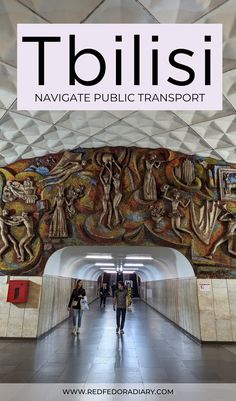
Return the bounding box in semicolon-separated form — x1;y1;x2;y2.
68;280;86;335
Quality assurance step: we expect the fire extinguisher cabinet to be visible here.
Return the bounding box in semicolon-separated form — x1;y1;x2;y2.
7;280;29;304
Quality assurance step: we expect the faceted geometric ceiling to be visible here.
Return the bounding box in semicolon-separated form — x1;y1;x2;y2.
0;0;236;166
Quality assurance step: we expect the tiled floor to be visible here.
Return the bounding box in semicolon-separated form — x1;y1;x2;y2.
1;299;236;383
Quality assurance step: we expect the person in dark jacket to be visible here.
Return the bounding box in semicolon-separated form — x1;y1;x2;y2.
68;280;86;335
100;282;109;307
111;282;116;298
113;281;128;334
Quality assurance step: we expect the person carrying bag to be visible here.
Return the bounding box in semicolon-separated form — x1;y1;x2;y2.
68;280;87;335
80;296;89;311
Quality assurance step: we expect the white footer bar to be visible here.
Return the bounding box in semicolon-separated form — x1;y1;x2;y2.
0;383;234;401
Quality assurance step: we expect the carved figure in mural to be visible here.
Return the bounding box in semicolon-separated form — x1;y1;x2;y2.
2;181;25;202
95;149;129;171
49;187;68;238
99;164;112;229
1;185;15;203
195;160;216;193
65;185;85;219
23;177;38;204
150;205;165;232
174;159;195;186
2;179;37;204
112;172;124;227
162;185;192;242
101;153;113;166
206;205;236;258
10;212;35;262
190;200;221;245
142;154;161;201
41;151;87;187
98;153;124;229
101;153;123;176
0;210;21;260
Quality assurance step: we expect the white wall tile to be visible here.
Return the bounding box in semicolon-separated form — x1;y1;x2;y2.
200;310;217;341
216;319;233;341
140;277;201;339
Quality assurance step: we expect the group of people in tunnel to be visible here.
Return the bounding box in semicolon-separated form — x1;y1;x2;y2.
68;280;133;335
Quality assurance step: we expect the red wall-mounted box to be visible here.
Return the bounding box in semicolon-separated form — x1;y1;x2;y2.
7;280;29;304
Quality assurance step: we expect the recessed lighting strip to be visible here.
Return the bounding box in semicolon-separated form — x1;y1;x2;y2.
95;263;115;266
85;255;113;259
125;256;152;260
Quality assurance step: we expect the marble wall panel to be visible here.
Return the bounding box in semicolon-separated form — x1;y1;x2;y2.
216;319;233;341
197;279;236;341
141;278;236;342
140;277;201;339
37;276;98;336
6;317;23;337
0;275;97;338
231;318;236;341
199;310;217;341
22;310;39;337
227;280;236;318
0;276;42;338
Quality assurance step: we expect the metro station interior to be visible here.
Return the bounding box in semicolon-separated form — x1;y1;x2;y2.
1;0;236;384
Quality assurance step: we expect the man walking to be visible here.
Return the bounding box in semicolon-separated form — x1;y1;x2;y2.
100;282;109;307
113;281;128;334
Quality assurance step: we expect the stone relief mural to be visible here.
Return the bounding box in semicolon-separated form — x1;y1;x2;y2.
0;146;236;277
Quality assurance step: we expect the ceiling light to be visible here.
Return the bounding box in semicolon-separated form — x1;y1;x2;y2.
124;263;144;267
85;255;113;259
123;271;135;274
125;256;152;260
95;263;115;266
104;271;117;274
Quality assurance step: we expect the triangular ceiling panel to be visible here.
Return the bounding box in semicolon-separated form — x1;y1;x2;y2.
0;0;235;164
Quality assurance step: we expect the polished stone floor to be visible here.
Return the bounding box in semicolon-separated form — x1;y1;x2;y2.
1;299;236;383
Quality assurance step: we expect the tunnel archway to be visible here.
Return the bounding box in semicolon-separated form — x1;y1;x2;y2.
42;245;200;339
44;245;195;281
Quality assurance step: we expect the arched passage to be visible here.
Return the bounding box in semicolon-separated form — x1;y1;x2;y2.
44;245;195;281
41;245;200;339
